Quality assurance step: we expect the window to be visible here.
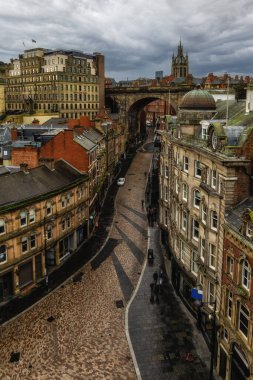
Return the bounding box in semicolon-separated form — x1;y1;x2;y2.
182;183;188;202
246;223;252;238
0;245;7;264
200;237;205;261
211;211;218;230
191;250;198;275
164;186;168;202
201;203;207;224
29;208;35;223
30;233;36;249
21;237;28;253
193;190;201;208
66;192;71;205
192;219;199;241
211;170;217;189
209;243;216;269
61;196;66;208
0;219;5;234
61;219;66;231
180;240;186;262
242;260;251;290
181;210;187;231
227;291;233;319
20;211;27;227
194;160;202;178
46;225;53;240
202;125;208;140
183;156;189;172
227;256;234;277
208;281;215;306
238;303;249;338
46;201;52;215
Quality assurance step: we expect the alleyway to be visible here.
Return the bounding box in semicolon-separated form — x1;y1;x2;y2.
0;132;215;380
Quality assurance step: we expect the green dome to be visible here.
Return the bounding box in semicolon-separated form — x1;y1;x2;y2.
180;88;216;110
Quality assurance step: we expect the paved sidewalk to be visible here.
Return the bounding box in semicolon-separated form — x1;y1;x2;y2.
128;226;214;380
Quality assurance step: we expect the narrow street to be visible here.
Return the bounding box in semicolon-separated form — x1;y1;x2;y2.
0;146;151;380
0;134;214;380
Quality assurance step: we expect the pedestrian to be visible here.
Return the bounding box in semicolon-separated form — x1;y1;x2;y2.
141;199;144;208
153;271;158;283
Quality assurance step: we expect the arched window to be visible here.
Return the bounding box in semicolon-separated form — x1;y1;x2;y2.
0;245;7;264
242;260;251;290
0;219;5;234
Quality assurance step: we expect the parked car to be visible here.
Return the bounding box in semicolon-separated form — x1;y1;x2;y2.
117;177;125;186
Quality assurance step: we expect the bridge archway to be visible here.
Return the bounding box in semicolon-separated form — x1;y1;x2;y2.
105;93;177;137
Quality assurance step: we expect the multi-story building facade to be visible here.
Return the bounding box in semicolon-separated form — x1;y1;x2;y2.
219;202;253;380
159;88;253;375
0;160;89;303
5;48;105;121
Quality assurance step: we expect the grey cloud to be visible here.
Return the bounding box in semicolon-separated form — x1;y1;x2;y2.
0;0;253;80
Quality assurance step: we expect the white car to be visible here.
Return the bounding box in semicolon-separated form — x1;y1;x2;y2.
117;177;126;186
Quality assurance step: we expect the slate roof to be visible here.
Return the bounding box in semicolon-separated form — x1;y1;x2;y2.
42;118;68;128
226;198;253;241
0;160;86;208
74;133;97;151
82;128;103;144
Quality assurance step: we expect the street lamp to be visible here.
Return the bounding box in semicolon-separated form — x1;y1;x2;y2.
194;298;216;380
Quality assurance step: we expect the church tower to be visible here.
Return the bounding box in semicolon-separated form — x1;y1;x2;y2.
171;40;189;78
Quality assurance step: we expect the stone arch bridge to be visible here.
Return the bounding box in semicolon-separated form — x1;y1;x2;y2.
105;85;194;136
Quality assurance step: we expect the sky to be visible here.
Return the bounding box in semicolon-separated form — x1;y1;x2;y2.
1;0;253;81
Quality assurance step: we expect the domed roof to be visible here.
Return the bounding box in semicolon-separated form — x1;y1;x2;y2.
180;88;216;110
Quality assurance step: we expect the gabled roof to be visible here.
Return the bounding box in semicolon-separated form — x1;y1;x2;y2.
0;160;86;208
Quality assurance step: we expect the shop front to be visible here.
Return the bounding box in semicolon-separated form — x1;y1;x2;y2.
18;260;33;289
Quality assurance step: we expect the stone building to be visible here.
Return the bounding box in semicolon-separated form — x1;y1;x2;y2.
0;160;89;302
159;88;253;376
5;48;105;121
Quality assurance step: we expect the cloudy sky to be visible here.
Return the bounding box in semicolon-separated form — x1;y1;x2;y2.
1;0;253;81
